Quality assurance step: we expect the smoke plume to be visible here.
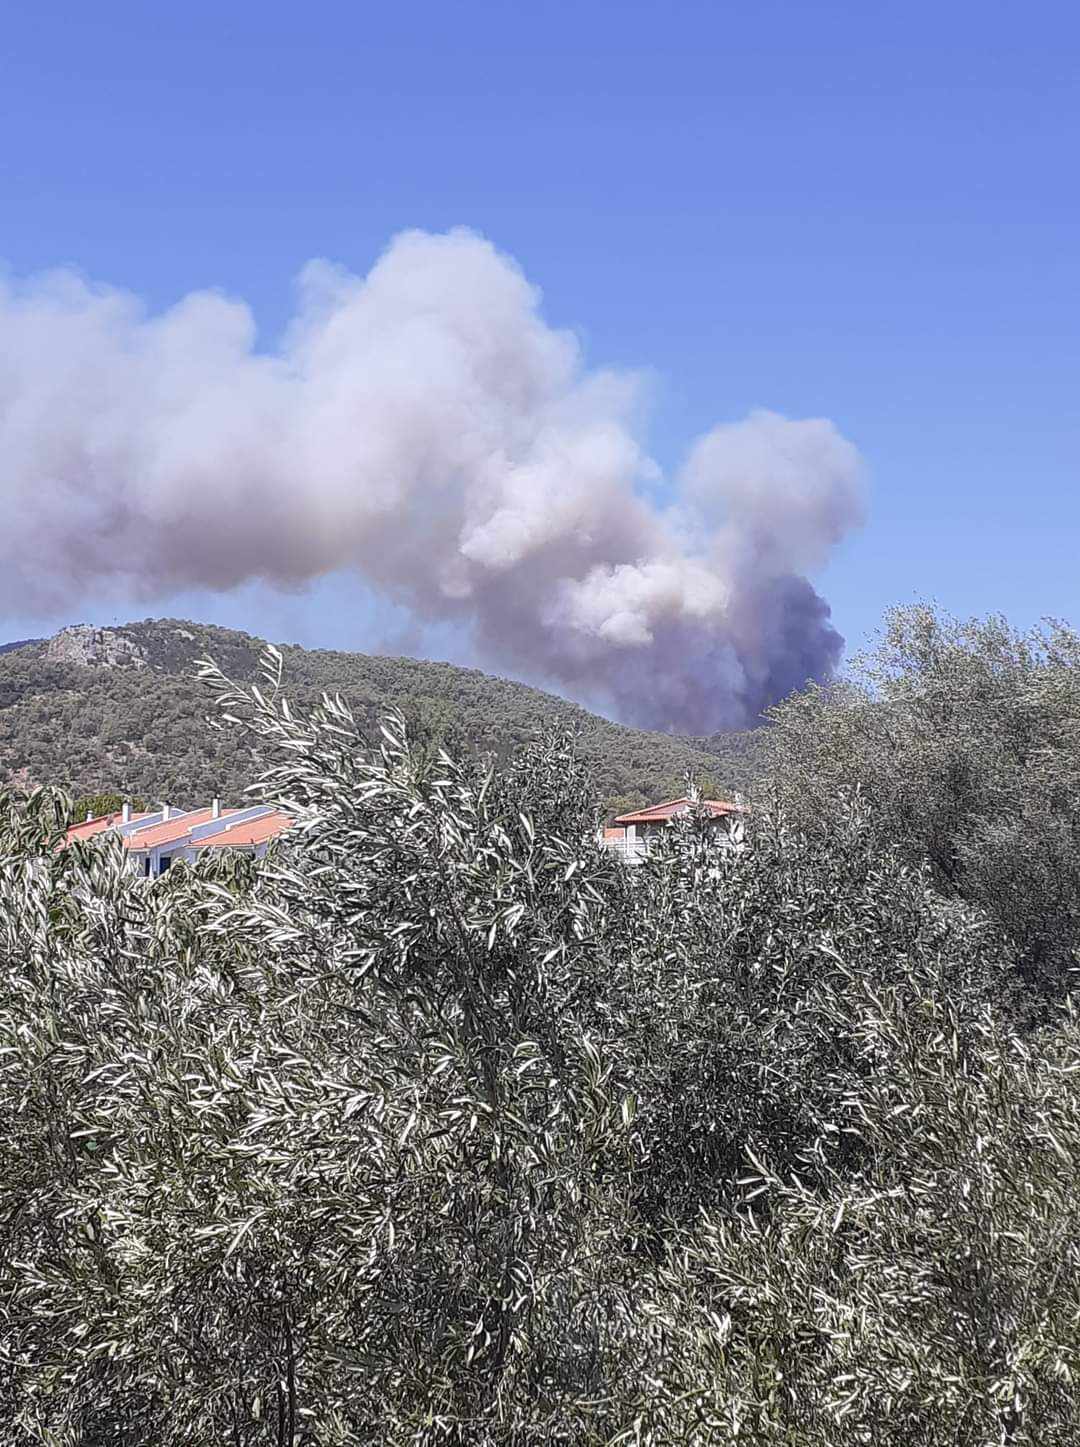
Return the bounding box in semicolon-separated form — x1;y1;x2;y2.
0;228;863;732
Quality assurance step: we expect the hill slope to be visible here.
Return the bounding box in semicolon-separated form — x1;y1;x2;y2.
0;620;761;813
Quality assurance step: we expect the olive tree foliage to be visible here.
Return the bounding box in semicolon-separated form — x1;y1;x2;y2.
761;605;1080;1010
628;962;1080;1446
2;642;1080;1444
0;786;273;1444
0;654;649;1445
607;791;1013;1238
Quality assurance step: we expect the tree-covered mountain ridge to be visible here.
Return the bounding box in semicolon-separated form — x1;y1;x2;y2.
0;619;761;813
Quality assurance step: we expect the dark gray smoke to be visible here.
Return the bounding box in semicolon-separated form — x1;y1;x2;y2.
0;228;864;731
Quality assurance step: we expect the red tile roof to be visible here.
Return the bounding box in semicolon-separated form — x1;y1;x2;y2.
612;796;746;826
61;805;289;858
190;812;291;850
123;808;235;851
64;810;153;844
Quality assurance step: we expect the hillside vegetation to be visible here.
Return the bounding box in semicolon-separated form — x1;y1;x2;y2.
0;618;760;814
3;603;1080;1444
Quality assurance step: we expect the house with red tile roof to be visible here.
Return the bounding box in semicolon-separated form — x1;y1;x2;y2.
601;795;746;862
63;800;291;877
188;811;290;853
65;802;155;840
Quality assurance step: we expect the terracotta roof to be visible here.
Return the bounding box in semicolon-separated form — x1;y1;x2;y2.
124;808;235;851
64;810;153;844
612;796;746;826
61;805;289;857
602;825;625;841
190;812;291;850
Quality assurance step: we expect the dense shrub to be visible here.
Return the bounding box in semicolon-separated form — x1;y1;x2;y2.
763;605;1080;1010
1;620;1079;1444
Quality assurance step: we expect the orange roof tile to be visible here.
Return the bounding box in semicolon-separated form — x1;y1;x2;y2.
64;810;153;844
123;808;235;851
190;812;291;850
613;796;746;826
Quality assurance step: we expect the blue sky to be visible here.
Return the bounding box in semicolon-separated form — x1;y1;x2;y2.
3;0;1078;692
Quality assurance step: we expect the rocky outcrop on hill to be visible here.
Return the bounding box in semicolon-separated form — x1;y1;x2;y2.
44;625;147;669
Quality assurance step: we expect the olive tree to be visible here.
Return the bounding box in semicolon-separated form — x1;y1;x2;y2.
0;656;646;1445
629;958;1080;1446
3;633;1080;1445
762;604;1080;1010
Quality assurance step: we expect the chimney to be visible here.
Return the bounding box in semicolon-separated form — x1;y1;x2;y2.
159;802;171;821
121;802;131;825
85;810;93;823
211;797;221;819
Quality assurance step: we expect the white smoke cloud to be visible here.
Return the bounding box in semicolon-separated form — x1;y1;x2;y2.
0;227;864;732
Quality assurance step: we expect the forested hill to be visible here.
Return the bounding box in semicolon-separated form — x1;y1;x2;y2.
0;619;761;813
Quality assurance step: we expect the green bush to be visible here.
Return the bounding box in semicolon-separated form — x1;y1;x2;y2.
763;604;1080;1012
1;620;1079;1443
